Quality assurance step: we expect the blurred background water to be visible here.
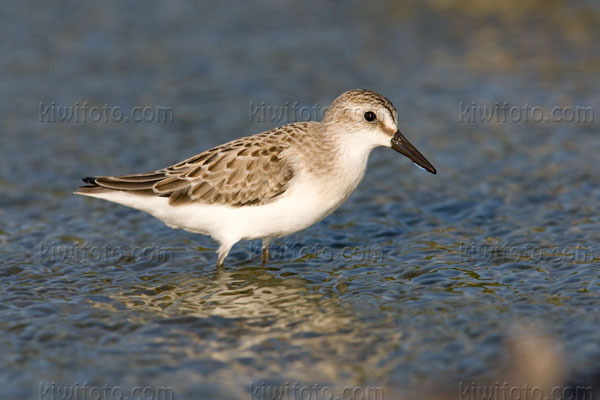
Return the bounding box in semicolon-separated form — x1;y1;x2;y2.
1;0;599;399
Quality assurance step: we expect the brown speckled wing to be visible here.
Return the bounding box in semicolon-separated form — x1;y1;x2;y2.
81;127;299;207
157;136;295;206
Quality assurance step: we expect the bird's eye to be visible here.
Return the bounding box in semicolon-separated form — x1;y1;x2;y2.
364;111;376;122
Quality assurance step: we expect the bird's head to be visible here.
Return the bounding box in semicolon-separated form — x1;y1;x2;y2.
323;89;436;174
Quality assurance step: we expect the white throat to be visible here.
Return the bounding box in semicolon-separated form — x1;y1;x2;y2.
317;130;390;203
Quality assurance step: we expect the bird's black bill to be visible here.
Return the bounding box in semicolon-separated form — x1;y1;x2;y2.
391;131;437;174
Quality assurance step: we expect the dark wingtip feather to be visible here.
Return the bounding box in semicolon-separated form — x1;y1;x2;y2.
82;176;97;185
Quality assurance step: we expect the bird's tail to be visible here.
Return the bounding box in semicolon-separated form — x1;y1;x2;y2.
75;172;166;196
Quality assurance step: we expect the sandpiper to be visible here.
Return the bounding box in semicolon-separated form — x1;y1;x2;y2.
76;90;436;267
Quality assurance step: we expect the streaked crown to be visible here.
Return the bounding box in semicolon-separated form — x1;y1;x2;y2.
323;89;398;126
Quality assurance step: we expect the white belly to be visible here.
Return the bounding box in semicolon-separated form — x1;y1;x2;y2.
84;174;348;245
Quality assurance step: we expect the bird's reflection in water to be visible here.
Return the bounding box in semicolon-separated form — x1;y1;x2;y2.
110;265;327;319
87;258;391;390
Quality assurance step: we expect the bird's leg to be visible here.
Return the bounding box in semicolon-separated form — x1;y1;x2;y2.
216;242;234;268
261;238;272;264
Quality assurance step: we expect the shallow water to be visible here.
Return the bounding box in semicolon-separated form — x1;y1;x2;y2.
1;1;600;399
